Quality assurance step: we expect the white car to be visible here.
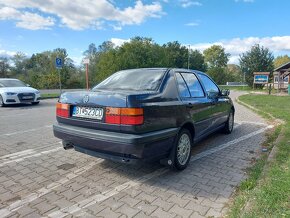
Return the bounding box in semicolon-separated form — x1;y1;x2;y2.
0;78;41;106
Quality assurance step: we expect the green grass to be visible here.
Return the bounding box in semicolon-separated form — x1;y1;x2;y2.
40;93;60;99
228;94;290;218
219;85;272;92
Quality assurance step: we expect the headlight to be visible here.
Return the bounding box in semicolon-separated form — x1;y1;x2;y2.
5;92;17;96
35;91;40;94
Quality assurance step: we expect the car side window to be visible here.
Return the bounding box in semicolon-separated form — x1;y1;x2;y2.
181;73;204;97
198;74;220;95
175;73;190;98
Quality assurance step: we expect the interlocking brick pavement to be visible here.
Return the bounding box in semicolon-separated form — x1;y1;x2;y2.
0;92;269;217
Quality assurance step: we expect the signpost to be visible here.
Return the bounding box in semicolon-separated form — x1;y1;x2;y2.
83;58;90;90
253;72;270;89
55;57;63;93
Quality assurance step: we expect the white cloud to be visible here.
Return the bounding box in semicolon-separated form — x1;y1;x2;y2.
0;49;16;57
185;21;199;26
110;38;130;47
179;0;202;8
0;0;163;30
235;0;254;3
190;36;290;64
0;7;54;30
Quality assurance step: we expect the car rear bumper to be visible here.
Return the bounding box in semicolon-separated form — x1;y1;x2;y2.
53;123;178;162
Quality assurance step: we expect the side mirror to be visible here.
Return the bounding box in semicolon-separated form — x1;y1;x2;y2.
221;89;230;96
26;84;31;87
207;91;219;99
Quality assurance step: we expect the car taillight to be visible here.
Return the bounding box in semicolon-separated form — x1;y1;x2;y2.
105;107;144;125
56;103;70;118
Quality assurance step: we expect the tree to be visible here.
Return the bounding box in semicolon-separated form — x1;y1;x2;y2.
274;55;290;69
0;57;10;78
162;41;188;68
203;45;230;68
10;52;28;77
226;64;243;82
239;44;274;86
189;50;207;72
203;45;230;84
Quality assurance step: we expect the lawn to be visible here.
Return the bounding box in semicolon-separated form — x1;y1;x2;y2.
229;94;290;217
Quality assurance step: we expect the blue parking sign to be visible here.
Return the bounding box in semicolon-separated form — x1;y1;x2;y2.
55;57;63;68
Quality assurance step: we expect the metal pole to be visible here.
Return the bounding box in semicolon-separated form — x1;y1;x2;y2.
58;68;62;94
187;45;190;70
86;63;89;90
243;71;246;90
278;71;280;93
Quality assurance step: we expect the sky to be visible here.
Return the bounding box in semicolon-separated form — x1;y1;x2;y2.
0;0;290;65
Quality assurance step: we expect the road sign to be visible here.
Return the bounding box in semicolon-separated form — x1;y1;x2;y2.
83;58;90;64
55;57;63;68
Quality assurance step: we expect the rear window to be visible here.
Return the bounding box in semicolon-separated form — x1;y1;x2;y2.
93;69;166;91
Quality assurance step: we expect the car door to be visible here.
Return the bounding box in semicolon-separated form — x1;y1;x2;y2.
197;73;230;128
175;71;213;139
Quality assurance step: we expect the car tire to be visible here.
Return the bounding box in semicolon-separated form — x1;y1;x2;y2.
223;109;234;134
32;101;40;105
0;95;5;107
173;128;192;171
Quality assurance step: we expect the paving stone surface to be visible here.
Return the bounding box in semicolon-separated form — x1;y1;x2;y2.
0;91;268;217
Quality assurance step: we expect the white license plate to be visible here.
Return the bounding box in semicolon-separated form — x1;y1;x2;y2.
22;96;33;99
72;106;103;120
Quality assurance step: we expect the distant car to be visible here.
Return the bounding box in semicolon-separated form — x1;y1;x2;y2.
0;78;41;106
53;68;234;170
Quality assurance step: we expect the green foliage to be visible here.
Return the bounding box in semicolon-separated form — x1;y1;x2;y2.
94;37;207;85
239;44;274;86
189;50;207;72
202;45;232;84
0;57;10;77
204;45;230;68
274;55;290;69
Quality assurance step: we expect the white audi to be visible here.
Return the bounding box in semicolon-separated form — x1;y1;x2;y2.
0;78;41;106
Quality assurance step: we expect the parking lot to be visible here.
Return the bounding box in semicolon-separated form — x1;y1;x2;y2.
0;91;272;218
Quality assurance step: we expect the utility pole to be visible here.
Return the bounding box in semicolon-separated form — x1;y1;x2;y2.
187;45;190;70
83;59;90;90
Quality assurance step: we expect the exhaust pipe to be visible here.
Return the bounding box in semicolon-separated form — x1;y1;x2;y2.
62;141;74;150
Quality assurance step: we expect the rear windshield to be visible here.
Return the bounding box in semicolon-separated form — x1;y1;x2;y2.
0;79;26;87
93;69;166;91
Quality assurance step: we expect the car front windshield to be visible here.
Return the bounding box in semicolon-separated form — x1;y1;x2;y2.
0;80;27;87
93;69;166;91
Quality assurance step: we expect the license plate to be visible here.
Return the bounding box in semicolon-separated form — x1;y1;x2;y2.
22;96;33;99
72;106;103;120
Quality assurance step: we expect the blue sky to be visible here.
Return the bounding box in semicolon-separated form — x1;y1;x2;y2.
0;0;290;64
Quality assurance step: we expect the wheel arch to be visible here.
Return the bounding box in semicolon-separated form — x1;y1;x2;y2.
180;122;195;142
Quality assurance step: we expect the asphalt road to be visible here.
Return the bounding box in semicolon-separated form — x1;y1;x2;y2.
0;91;270;218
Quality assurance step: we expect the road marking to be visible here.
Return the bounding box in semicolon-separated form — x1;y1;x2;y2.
48;167;168;218
1;125;52;137
191;125;273;162
0;149;35;160
0;147;62;168
0;161;101;218
0;143;62;162
47;125;273;218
